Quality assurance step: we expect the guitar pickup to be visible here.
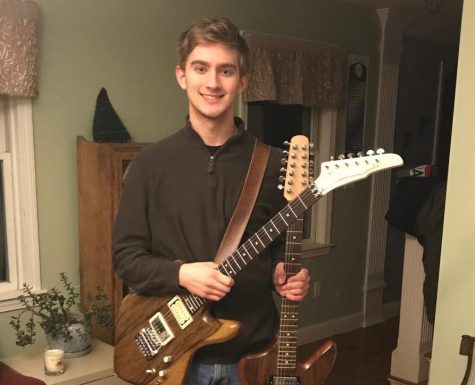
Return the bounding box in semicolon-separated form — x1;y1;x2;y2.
135;311;175;359
168;295;193;329
270;376;300;385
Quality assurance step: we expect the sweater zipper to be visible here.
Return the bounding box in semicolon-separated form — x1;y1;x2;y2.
208;155;215;185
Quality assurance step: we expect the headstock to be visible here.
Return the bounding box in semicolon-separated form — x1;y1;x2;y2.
279;135;312;202
312;149;403;196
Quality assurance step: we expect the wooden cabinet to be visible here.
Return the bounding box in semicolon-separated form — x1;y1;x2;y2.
77;136;148;344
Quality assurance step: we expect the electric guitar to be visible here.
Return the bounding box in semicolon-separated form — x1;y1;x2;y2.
239;135;337;385
114;149;403;385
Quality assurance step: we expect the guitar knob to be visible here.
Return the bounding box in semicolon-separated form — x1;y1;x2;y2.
158;369;168;378
163;355;172;363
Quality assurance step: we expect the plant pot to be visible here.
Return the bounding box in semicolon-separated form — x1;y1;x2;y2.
46;320;92;358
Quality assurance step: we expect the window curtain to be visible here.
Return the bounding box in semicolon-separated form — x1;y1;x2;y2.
243;32;347;107
0;0;39;97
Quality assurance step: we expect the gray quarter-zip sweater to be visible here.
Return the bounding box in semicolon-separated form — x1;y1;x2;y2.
113;118;286;363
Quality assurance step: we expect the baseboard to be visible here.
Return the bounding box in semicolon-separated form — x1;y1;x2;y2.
298;300;400;345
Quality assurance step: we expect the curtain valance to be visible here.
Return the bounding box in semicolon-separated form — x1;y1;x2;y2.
0;0;39;97
243;32;347;107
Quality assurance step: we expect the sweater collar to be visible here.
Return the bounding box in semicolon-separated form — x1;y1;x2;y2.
184;116;246;145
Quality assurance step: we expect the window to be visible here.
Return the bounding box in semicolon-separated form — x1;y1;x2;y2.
239;101;336;258
0;95;41;311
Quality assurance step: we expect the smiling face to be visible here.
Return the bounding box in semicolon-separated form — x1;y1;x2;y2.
175;43;249;129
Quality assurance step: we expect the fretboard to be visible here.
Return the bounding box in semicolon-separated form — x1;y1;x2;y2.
276;217;304;373
182;185;321;314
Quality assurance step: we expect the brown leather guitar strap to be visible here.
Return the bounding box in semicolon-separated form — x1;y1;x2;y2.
214;140;271;265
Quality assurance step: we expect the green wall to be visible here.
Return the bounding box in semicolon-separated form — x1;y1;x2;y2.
0;0;379;357
429;2;475;383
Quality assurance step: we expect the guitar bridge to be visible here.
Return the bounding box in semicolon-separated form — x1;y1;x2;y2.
135;311;174;359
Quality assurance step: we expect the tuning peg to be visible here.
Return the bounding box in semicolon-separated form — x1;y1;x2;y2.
309;142;315;148
338;154;346;160
278;184;284;190
283;141;290;147
281;159;288;165
309;177;314;183
357;151;364;157
280;167;286;173
376;148;385;155
347;152;355;158
278;175;285;183
366;149;375;156
310;151;315;157
283;150;289;155
330;156;335;161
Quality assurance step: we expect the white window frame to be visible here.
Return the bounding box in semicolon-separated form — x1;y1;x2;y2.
238;101;337;259
0;95;41;311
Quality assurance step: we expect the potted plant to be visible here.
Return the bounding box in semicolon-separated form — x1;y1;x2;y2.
10;272;114;357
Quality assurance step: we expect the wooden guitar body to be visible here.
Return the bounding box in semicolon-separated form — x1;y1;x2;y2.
239;338;337;385
114;293;240;385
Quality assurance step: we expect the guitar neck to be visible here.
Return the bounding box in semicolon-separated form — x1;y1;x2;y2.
277;216;304;372
182;186;319;314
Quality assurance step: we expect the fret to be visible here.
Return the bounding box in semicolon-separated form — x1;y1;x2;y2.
248;239;259;254
235;250;247;265
262;227;273;241
270;219;279;233
297;195;308;209
229;254;241;271
287;205;297;218
221;260;236;276
255;233;266;248
279;212;289;226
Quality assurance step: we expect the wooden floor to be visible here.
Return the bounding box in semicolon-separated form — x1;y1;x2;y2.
299;317;399;385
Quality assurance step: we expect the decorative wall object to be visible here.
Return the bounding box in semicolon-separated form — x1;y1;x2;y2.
92;88;131;143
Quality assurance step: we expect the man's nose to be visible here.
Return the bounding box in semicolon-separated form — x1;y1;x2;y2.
206;70;221;88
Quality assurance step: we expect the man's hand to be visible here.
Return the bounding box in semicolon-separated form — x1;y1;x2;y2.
273;262;310;301
179;262;234;301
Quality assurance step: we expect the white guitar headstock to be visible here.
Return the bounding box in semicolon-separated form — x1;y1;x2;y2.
312;149;403;196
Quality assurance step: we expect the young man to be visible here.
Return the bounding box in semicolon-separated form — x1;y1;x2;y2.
113;17;309;385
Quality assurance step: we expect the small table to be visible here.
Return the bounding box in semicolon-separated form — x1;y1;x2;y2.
1;340;130;384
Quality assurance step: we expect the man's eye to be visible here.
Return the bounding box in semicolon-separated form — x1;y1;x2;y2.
194;66;206;73
221;68;235;76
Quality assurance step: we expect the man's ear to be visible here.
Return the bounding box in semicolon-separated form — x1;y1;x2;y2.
237;74;250;95
175;65;187;90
